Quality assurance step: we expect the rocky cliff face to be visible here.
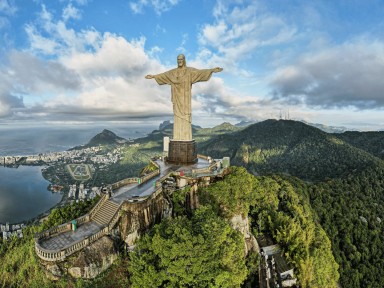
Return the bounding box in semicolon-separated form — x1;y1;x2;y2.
42;236;118;280
119;191;172;247
229;214;259;256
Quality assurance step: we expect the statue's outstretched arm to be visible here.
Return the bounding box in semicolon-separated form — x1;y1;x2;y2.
145;74;154;79
212;67;223;73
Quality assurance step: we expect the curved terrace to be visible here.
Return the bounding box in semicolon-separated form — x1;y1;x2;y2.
35;157;225;262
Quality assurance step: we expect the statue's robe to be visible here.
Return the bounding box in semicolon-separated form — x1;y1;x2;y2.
154;67;215;140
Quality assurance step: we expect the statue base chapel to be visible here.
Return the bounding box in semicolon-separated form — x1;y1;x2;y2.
168;139;197;164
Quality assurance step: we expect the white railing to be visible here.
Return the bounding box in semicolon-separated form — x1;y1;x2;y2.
35;157;222;262
111;177;139;190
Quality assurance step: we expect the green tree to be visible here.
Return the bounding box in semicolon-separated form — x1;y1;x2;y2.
199;166;256;217
129;206;247;288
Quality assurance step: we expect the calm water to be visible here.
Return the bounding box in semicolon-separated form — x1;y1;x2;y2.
0;124;157;224
0;166;62;224
0;124;155;156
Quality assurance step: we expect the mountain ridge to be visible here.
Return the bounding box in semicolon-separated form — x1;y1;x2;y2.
199;119;384;181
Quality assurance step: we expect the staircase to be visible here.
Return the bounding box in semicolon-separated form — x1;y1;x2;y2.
92;200;120;226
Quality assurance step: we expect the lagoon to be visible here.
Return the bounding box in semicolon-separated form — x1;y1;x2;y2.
0;165;62;224
0;123;157;224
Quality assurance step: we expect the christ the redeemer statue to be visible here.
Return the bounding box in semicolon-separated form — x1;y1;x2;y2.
145;54;223;141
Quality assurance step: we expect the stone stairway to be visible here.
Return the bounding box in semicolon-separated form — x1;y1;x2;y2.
92;200;120;226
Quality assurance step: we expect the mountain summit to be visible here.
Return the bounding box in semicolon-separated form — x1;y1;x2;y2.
87;129;126;146
199;119;382;181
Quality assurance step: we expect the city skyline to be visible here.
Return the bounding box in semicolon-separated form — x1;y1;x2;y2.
1;0;384;130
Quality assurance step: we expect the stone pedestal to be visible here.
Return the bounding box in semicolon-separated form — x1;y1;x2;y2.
168;140;197;164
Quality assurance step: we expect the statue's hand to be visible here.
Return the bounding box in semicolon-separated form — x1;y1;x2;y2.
213;67;223;73
145;75;154;79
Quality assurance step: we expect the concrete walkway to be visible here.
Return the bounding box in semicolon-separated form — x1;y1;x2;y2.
38;158;212;251
39;222;101;250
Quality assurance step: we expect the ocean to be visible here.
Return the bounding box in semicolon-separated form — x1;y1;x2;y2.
0;124;156;155
0;123;156;224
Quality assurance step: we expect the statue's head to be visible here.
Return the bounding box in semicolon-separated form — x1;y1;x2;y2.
177;54;186;68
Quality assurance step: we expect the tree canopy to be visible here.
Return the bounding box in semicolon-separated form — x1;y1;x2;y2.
129;206;247;288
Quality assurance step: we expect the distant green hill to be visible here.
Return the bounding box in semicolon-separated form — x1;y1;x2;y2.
70;129;127;150
199;119;383;181
87;129;126;146
335;131;384;160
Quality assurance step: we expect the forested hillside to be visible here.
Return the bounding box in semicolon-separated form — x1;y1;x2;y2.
1;120;383;287
308;165;384;287
199;120;384;287
129;167;339;288
335;131;384;160
199;119;382;181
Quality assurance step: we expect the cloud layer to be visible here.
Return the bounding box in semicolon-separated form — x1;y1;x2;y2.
0;0;383;130
270;40;384;109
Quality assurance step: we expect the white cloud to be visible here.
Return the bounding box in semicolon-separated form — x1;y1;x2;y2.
25;24;60;55
129;0;181;15
62;34;150;77
129;0;144;14
0;49;81;117
270;39;384;109
25;5;102;56
1;4;174;121
0;51;80;115
192;79;272;123
196;0;297;75
0;0;17;15
62;3;81;22
7;51;81;93
7;0;382;129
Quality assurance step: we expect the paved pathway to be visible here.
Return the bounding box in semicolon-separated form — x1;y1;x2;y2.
39;158;212;251
40;222;101;250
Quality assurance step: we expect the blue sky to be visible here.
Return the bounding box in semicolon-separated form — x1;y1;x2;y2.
1;0;384;130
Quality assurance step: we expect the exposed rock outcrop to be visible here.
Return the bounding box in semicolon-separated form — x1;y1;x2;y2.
229;214;259;255
67;236;118;279
119;190;172;248
42;236;118;280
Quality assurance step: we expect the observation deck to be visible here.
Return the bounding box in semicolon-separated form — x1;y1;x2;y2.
35;156;227;262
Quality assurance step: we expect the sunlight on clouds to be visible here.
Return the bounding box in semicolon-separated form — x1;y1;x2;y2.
63;35;149;77
17;0;298;125
2;0;383;130
40;75;172;118
15;3;174;120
